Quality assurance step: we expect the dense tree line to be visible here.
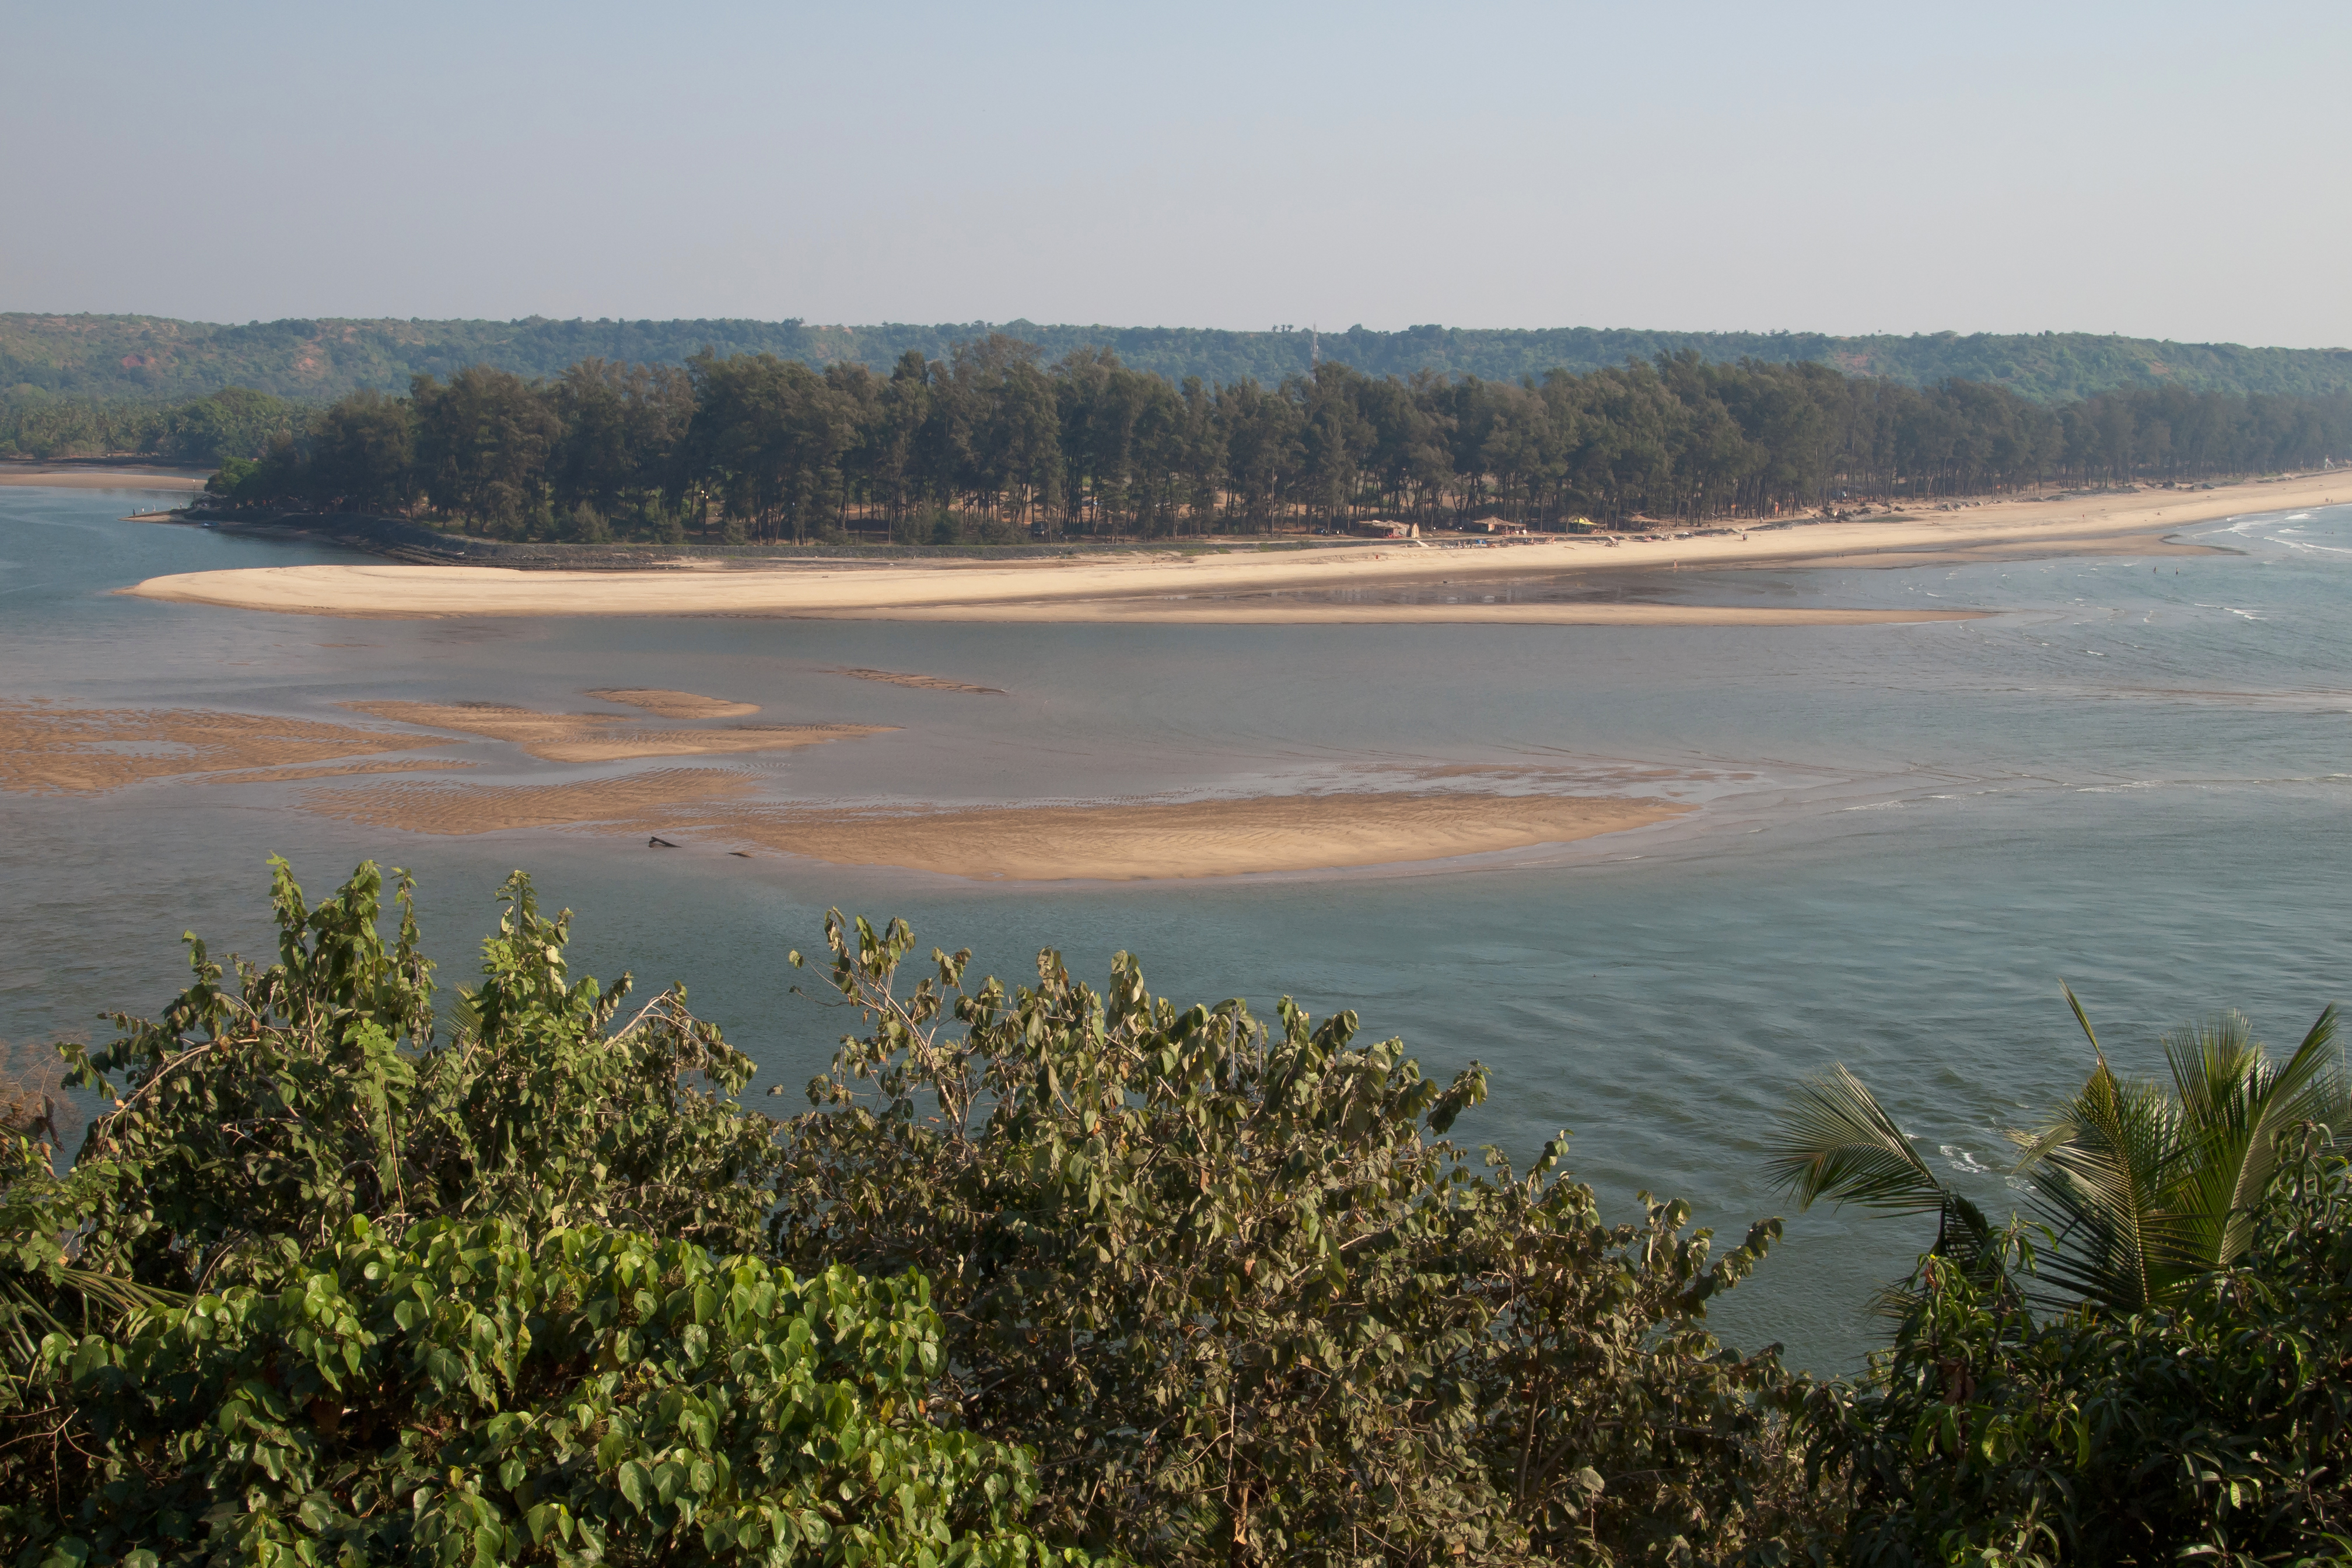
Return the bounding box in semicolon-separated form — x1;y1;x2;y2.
13;343;2351;541
204;344;2352;542
4;861;2350;1565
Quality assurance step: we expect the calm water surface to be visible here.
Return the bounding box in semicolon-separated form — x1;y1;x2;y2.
5;484;2350;1371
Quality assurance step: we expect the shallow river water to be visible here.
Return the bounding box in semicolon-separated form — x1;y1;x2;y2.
5;484;2350;1371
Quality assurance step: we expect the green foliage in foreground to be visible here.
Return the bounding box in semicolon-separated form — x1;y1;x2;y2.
1768;986;2348;1317
774;914;1807;1566
24;1215;1065;1568
1796;1133;2352;1564
6;860;2352;1567
58;858;786;1291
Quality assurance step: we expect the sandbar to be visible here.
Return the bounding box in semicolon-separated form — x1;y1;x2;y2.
699;792;1689;879
303;769;758;835
117;470;2345;625
586;688;761;719
294;774;1688;880
832;667;1007;694
342;700;890;762
0;699;430;795
1;466;208;489
184;759;480;785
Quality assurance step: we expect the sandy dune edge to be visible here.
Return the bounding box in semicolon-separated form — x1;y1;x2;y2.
295;775;1687;881
118;470;2343;623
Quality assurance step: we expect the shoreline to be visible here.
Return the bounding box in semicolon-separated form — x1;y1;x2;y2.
117;472;2346;623
0;464;209;489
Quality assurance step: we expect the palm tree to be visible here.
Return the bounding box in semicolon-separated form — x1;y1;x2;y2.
1764;1062;2000;1280
2009;989;2344;1310
1765;989;2347;1314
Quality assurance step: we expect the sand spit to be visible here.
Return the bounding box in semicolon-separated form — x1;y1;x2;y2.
0;466;209;490
828;602;1976;627
831;667;1007;694
119;471;2349;625
697;792;1689;880
303;769;760;835
342;700;890;763
0;699;429;795
293;769;1687;879
586;688;761;719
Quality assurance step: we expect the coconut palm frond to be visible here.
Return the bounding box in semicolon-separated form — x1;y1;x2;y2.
2015;995;2203;1310
1781;986;2350;1320
2163;1010;2260;1132
1765;1064;1948;1216
2061;979;2108;1058
2171;1002;2346;1267
1768;1062;2006;1314
1;1262;180;1394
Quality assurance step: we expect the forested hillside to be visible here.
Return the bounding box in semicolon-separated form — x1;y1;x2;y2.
8;312;2351;405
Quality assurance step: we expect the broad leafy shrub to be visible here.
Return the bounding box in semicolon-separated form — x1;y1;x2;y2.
14;1216;1076;1568
772;912;1817;1568
58;860;785;1292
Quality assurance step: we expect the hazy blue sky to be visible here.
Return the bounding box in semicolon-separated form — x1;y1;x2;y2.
4;1;2344;345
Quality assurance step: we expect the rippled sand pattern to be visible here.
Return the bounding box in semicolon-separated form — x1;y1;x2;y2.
0;699;427;795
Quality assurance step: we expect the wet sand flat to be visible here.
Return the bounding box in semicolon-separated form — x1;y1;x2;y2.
292;772;1688;880
0;699;432;794
181;758;480;785
303;769;760;834
831;667;1007;694
586;688;761;718
698;792;1689;880
343;700;891;762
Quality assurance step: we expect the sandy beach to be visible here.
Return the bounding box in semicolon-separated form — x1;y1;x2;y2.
0;465;209;490
118;471;2344;624
296;779;1689;880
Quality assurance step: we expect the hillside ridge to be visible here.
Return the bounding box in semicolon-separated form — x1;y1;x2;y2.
6;312;2350;405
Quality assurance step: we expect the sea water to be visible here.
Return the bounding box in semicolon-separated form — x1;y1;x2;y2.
4;484;2349;1372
